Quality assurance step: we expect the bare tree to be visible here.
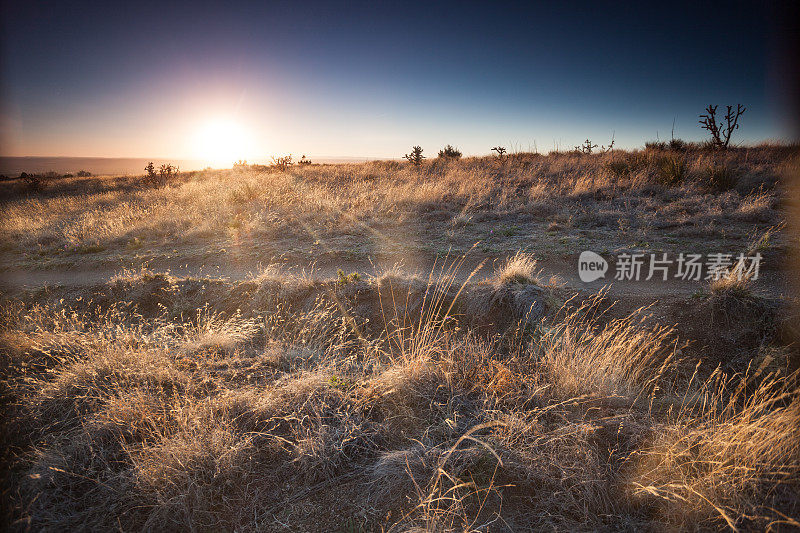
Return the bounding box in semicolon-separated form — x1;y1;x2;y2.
574;139;598;154
491;146;507;158
602;132;615;153
699;104;746;149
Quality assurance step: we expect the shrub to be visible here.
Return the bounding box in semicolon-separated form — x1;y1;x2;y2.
403;146;425;166
668;138;688;151
645;141;667;150
159;164;179;184
143;162;179;187
437;145;462;159
656;156;687;186
271;155;294;171
574;139;598;154
700;165;736;192
336;269;360;285
298;155;312;166
76;170;92;177
19;172;44;192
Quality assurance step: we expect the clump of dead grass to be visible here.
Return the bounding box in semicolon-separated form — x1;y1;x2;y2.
179;307;258;355
628;366;800;529
494;251;540;286
536;293;681;401
710;270;753;301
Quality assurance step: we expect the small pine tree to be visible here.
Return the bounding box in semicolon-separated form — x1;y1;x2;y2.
403;146;425;166
144;162;157;186
438;145;462;159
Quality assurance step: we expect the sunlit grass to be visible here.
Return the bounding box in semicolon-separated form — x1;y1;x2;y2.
0;147;793;263
1;254;797;530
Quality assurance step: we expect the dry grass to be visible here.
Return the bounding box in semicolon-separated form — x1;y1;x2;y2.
0;146;794;269
710;270;754;299
494;251;539;286
629;366;800;530
0;144;797;530
1;254;798;531
536;293;680;401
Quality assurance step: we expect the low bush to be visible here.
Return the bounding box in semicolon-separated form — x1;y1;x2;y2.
438;145;462;159
143;162;180;187
700;164;737;192
656;155;687;186
19;172;45;192
272;155;294;171
645;140;667;150
668;138;688;151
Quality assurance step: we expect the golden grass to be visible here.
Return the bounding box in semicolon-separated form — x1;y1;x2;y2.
0;145;797;530
0;147;794;261
629;366;800;530
1;255;797;530
494;251;540;286
537;293;680;401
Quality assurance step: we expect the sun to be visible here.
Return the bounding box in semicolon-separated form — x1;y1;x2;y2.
192;117;255;168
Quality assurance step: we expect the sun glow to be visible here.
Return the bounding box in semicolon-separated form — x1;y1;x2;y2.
192;117;256;168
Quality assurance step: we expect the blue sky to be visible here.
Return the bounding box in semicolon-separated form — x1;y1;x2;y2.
0;0;795;161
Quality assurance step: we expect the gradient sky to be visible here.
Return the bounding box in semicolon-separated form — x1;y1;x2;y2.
0;0;796;161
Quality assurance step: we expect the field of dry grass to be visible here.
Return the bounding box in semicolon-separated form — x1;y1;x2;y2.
1;145;799;531
0;146;795;273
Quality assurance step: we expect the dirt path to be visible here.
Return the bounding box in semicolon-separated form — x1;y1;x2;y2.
0;254;789;299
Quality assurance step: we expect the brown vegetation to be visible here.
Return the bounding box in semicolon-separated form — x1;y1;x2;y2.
0;145;794;272
0;256;798;530
0;144;798;530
